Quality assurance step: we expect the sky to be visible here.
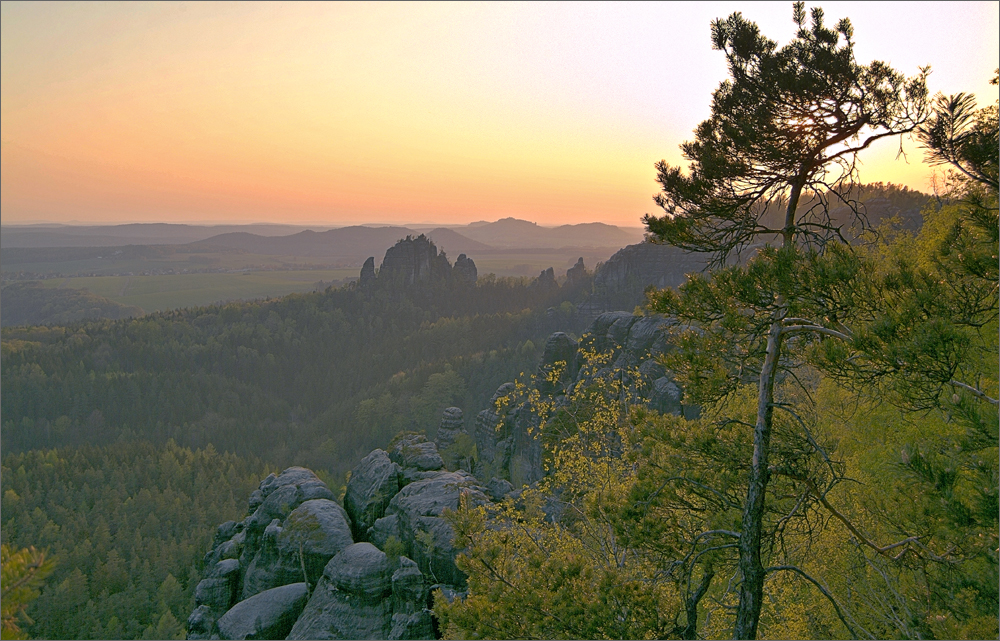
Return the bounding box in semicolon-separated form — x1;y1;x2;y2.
1;2;997;227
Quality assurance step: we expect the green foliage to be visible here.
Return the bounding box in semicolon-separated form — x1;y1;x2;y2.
382;535;406;566
1;544;57;639
1;272;590;478
644;2;928;260
437;351;687;639
0;440;269;639
440;433;477;472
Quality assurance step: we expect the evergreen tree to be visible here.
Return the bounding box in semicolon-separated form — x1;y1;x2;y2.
643;4;928;637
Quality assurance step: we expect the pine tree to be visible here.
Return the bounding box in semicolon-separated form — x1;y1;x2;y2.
644;4;928;637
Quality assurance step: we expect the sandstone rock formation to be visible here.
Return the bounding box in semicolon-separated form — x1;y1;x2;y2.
379;235;452;285
435;407;473;473
189;437;492;640
360;256;376;286
452;254;477;283
565;257;587;286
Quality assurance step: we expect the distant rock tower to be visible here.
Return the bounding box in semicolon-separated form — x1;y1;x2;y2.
566;257;586;286
359;257;375;286
452;254;478;283
534;267;557;289
379;235;451;285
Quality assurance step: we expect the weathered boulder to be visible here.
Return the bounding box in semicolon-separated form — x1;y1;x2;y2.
435;407;466;452
194;558;241;612
278;499;354;580
389;558;433;640
389;434;445;472
216;582;309;640
204;525;245;568
242;498;355;600
647;377;679;415
344;450;401;541
388;434;446;485
368;513;402;549
246;467;336;536
243;519;300;599
452;254;477;283
286;543;395;640
486;477;514;501
384;471;489;587
436;407;474;473
187;604;216;640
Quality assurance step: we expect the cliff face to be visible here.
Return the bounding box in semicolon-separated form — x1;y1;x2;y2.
590;242;708;312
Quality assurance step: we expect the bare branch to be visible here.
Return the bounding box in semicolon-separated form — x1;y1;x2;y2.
949;379;1000;406
765;565;874;639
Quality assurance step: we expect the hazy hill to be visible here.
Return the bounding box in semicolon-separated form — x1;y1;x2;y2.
453;218;645;249
421;228;493;256
0;223;336;248
191;226;433;260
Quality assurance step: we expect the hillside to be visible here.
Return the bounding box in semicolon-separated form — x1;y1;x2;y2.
1;281;143;326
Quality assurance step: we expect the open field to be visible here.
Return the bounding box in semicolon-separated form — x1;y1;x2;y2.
38;269;358;313
6;243;627;314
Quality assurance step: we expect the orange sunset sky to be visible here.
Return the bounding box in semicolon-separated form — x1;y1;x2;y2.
2;1;998;228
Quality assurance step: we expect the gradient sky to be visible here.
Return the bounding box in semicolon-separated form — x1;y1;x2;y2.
2;1;997;227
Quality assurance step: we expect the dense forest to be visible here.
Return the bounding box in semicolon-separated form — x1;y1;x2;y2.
1;244;599;639
2;4;997;640
2;254;593;477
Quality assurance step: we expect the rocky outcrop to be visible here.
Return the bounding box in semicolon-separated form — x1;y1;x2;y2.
190;435;492;639
216;582;310;640
473;383;543;489
452;254;477;283
287;544;434;640
188;468;350;639
436;408;473;472
534;266;558;290
379;235;452;286
565;257;587;286
537;332;579;394
345;450;402;542
590;242;708;312
473;311;693;487
389;434;446;486
360;257;376;286
188;314;690;639
382;471;489;587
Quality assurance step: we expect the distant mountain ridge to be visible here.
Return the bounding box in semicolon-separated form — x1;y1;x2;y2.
0;223;335;248
2;219;645;254
416;218;646;249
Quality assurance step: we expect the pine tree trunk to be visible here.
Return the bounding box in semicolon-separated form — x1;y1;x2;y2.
733;315;782;639
733;177;801;639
